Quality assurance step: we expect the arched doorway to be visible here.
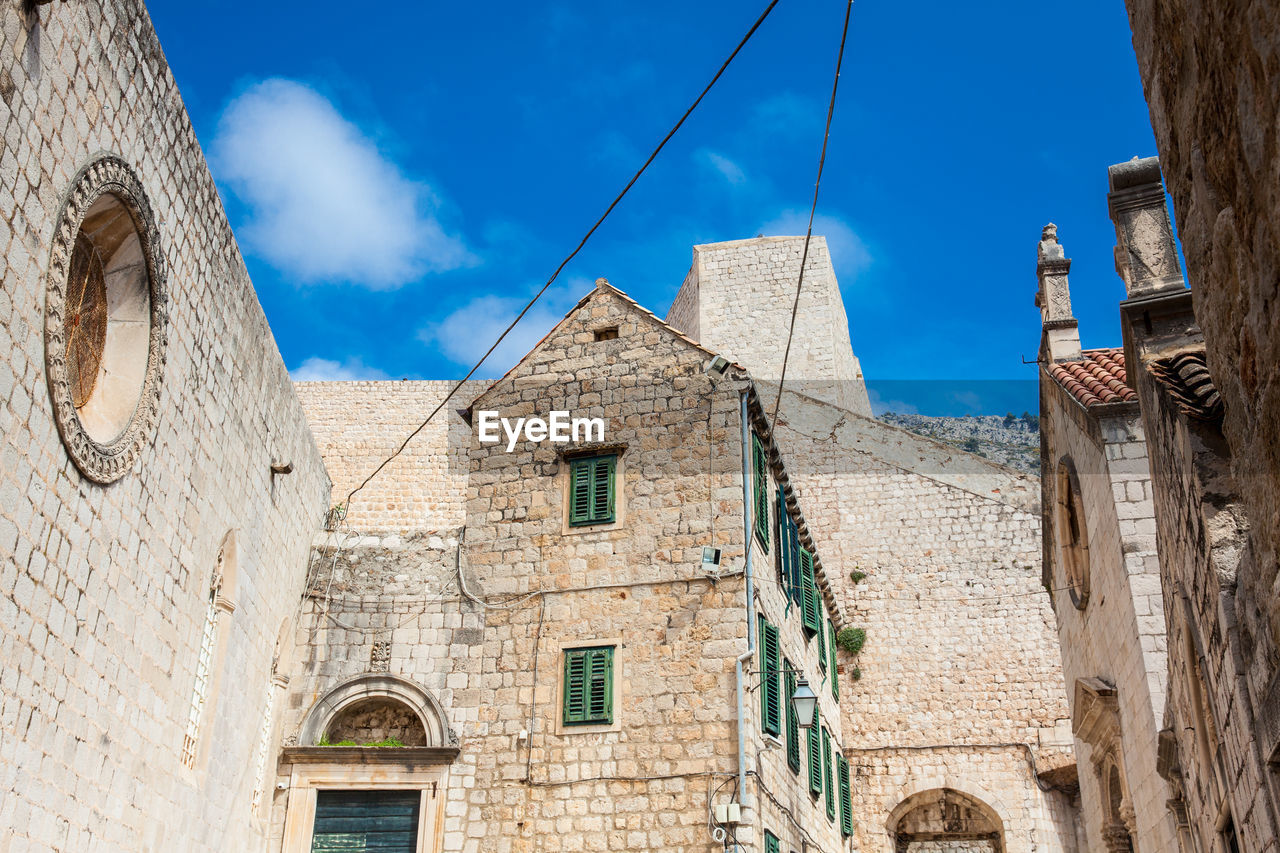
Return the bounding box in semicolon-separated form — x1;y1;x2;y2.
888;788;1005;853
281;675;459;853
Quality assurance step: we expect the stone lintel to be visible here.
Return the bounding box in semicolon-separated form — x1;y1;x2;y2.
281;746;460;767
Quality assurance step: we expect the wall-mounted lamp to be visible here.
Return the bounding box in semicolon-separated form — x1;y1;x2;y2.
704;355;730;380
792;676;818;729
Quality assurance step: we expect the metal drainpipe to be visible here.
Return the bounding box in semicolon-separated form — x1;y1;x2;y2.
736;387;756;812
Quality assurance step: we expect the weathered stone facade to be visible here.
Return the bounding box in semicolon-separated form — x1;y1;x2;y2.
1122;6;1280;849
0;2;330;851
1108;158;1280;853
1035;226;1181;851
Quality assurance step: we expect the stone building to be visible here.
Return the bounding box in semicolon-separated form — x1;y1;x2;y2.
1120;6;1280;850
1035;223;1181;851
0;2;331;851
1037;153;1280;853
2;1;1091;852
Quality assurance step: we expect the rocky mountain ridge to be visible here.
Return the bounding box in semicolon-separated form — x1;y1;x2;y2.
878;412;1041;477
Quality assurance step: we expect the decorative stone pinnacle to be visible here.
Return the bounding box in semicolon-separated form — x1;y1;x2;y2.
1036;222;1081;362
1106;156;1185;296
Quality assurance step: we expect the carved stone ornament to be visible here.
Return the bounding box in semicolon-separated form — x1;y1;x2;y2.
44;155;167;484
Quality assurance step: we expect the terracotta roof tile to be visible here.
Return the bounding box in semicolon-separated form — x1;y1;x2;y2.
1047;348;1137;408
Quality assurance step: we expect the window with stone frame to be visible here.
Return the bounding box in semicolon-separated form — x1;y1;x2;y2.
562;646;614;726
568;454;617;527
752;433;770;552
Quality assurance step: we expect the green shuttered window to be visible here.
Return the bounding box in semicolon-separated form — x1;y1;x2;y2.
784;658;800;773
764;830;780;853
807;706;822;795
758;616;781;736
776;487;802;607
829;621;840;700
311;790;420;853
752;435;769;551
563;646;614;725
817;608;827;672
838;753;853;836
823;727;835;821
569;455;616;526
800;548;819;635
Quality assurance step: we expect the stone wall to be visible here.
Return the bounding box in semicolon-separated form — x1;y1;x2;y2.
294;381;486;533
665;237;873;416
1038;379;1179;851
1136;367;1278;853
0;2;330;851
1122;5;1280;662
770;390;1079;851
279;284;851;852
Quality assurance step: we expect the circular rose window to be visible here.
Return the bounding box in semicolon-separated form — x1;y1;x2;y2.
45;156;166;484
1055;456;1091;610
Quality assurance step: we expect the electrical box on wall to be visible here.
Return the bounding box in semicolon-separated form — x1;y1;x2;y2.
713;802;742;824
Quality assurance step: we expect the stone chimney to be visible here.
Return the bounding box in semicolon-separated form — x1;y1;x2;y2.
1107;157;1185;297
1036;223;1083;363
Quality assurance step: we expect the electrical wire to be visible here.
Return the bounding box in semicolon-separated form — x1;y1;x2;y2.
770;0;855;432
341;0;783;510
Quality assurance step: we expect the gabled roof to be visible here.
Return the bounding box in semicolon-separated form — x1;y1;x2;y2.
463;278;740;416
1046;348;1137;409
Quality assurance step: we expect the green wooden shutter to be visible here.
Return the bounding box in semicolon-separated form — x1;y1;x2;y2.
787;516;801;607
817;608;828;673
569;456;616;526
752;435;769;551
311;790;420;853
800;549;819;634
764;831;780;853
758;617;781;736
563;646;613;725
838;754;853;836
823;727;835;821
807;706;822;795
775;487;790;595
784;658;800;773
829;621;840;701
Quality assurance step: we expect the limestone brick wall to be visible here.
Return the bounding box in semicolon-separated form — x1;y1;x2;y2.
1122;4;1280;673
294;380;486;533
1038;383;1179;851
664;237;872;416
0;3;330;852
769;391;1079;851
1137;373;1279;853
280;285;850;852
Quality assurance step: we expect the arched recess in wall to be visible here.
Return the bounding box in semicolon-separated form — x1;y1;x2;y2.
180;530;239;770
298;674;457;749
887;787;1005;853
1054;455;1091;610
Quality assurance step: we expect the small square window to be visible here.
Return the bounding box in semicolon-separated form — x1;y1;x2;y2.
568;454;617;526
593;327;619;341
563;646;614;725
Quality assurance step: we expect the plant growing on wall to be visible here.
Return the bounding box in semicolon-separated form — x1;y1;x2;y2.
836;626;866;656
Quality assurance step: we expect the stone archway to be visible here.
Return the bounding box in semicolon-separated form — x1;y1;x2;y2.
888;787;1005;853
298;673;457;748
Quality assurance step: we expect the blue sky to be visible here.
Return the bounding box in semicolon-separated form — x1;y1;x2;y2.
148;1;1161;415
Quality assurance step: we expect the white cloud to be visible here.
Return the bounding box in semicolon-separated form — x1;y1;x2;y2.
290;356;391;382
211;79;474;288
867;388;919;416
758;210;872;279
418;280;589;377
698;150;746;185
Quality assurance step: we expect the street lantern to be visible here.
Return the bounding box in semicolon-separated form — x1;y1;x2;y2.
792;676;818;728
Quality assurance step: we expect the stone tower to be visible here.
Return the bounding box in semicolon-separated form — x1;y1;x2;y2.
665;236;873;415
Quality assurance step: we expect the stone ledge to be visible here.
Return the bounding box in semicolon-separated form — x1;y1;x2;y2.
281;746;460;766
